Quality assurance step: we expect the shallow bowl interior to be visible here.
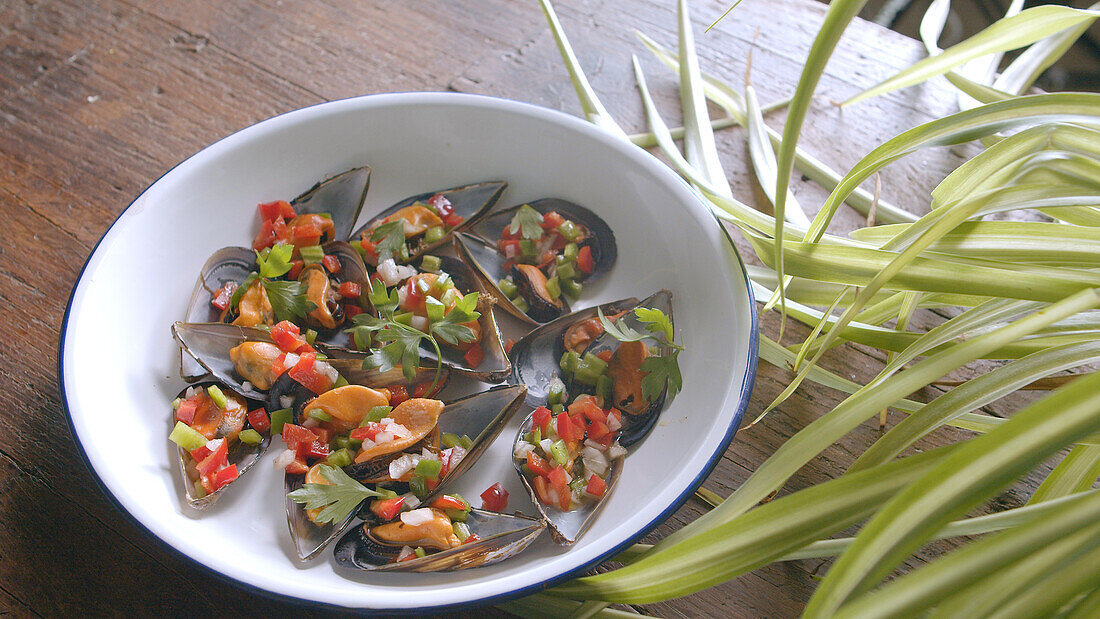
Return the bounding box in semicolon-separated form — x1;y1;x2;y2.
61;93;756;611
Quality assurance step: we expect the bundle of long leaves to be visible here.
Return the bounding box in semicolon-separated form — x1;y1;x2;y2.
498;0;1100;616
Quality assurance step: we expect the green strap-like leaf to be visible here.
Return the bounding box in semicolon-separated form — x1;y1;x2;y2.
804;368;1100;617
1029;443;1100;505
676;0;730;197
846;5;1100;106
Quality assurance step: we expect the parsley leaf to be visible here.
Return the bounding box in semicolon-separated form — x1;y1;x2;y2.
634;307;674;342
508;204;545;240
598;305;684;404
641;351;682;402
263;279;317;323
255;242;295;278
371;221;408;262
598;307;647;342
366;278;399;315
430;292;481;346
286;465;394;525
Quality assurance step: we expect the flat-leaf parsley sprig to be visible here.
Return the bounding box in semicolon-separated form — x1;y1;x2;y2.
345;278;481;386
286;465;397;524
599;306;684;401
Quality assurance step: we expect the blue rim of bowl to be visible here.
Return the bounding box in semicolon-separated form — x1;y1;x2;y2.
57;92;758;613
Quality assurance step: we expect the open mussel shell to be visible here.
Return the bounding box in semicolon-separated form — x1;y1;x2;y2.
512;411;623;545
508;297;640;407
333;508;543;572
453;232;546;326
180;247;257;380
172;322;273;400
173;381;269;510
348;181;507;260
291;165;371;242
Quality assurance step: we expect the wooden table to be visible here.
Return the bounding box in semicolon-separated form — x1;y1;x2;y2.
2;0;992;616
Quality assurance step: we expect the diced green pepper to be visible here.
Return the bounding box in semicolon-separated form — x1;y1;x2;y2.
334;375;349;388
270;408;293;434
414;547;427;558
239;429;263;445
393;311;414;326
308;409;333;423
558;220;582;242
569;477;586;493
497;278;518;298
414;458;443;479
424;226;446;245
550;440;570;466
552;404;565;415
193;480;207;498
545;276;561;300
563;243;579;261
440;287;460;307
548;378;566;407
206;385;228;410
525;428;542;445
304;329;318;345
333;435;350;450
512;296;529;313
560;350;581;375
519;239;537;257
555;263;577;282
452;522;471;542
425;297;446;322
169;421;209;452
561;278;583;300
420;254;442;272
409;476;428;498
325;448;353;468
300;244;324;265
365;406;392;424
596;374;613;401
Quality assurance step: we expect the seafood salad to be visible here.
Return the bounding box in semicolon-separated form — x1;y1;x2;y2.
167;166;683;571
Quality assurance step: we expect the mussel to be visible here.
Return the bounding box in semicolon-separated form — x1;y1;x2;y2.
349;181;506;263
277;374;527;561
454;198;617;325
173;322;275;400
290;165;371;242
170;381;269;510
333;508;543;572
508;290;675;544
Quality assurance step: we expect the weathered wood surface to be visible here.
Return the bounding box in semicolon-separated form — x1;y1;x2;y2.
0;0;1028;616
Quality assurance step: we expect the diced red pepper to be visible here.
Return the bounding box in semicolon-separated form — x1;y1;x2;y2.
287;259;304;280
428;193;454;217
210;281;236;311
195;439;229;476
297;439;330;460
412;382;442;398
259;200;295;221
532;475;554;505
576;245;594;275
548;466;572;510
587;420;610;440
282;423;315;447
571;414;588;441
350;423;381;442
344;303;364;319
463;534;481;544
252;218;277;251
288;352;331;393
322;254;341;274
389;385;409;407
463;343;484;368
272;352;288;376
441;212;464;228
505;338;515;354
359;238;378;263
568;395;603;421
247;408;270;433
425;476;439;491
556;413;577;442
271;321;311;354
595;349;613;363
499;239;521;258
288;222;323;247
285;456;309;475
439;447;461;479
526;451;552;477
175;397;199;425
586;474;607;498
370;497;405;521
541;211;565;230
480;482;509;512
210;464;239;491
188;438;214;463
593;430;617;449
580;403;607;423
338;281;362;299
531;406;552;433
310;426;332;445
430;495;467;511
403;278;426;314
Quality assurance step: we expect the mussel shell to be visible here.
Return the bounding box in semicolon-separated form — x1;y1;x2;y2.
180;247;257;380
291;165;371;242
333;508;543;571
172;322;273;400
508;297;639;407
511;290;674;448
173;381;269;510
348;181;507;259
303;241;372;346
512;410;622;545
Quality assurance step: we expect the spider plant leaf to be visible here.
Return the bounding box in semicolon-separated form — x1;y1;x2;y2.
637;31;916;223
983;548;1100;619
746;84;810;226
993;2;1100;95
850;340;1100;472
668;289;1100;553
497;593;640;618
537;0;628;139
548;446;955;603
1028;444;1100;505
845;5;1100;106
804;368;1100;617
676;0;730;196
1064;585;1100;617
851;221;1100;265
829;493;1100;618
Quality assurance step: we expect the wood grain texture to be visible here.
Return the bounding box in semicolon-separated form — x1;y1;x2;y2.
0;0;1041;616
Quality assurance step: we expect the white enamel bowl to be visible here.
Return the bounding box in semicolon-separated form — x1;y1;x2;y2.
60;93;757;611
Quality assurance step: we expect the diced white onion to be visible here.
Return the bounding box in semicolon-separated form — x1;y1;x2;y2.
410;315;429;331
420;448;439;460
375;431;394;444
302;417;319;428
379;259;417;286
273;449;296;470
539;438;555;454
388;423;411;439
185;386;198;398
316;361;339;384
547;489;559;506
513;441;534;460
584;439;608;452
447;445;467;467
283;353;300;368
608;443;628;459
581;446;609;477
381;417;395;425
241;381;253;393
503;245;517;259
607;413;622;432
360;438;377;451
389;453;420;480
280;395;294;410
396;546;416;561
400;507;435;526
